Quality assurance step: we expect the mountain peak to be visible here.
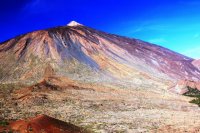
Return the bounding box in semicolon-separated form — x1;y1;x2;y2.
1;21;200;84
67;21;82;26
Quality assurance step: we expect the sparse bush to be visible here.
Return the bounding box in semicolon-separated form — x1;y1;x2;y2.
189;98;200;107
183;86;200;106
0;120;9;127
183;86;200;97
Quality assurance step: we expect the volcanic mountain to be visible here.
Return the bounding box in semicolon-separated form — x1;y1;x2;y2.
0;21;200;88
2;21;200;132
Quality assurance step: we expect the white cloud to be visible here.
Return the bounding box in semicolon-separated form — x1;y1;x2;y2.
194;33;200;38
133;24;170;33
148;38;167;44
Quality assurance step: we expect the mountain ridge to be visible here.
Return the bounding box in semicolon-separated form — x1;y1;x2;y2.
0;22;200;86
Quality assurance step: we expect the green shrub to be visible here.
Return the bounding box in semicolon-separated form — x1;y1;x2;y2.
0;120;9;127
183;86;200;97
183;86;200;106
189;98;200;107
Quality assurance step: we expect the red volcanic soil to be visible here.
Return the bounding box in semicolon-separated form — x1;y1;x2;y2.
0;115;87;133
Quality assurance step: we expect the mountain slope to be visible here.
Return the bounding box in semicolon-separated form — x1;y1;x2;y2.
2;21;200;132
0;21;199;86
193;59;200;70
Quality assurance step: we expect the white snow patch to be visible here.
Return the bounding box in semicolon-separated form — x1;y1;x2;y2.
67;21;82;26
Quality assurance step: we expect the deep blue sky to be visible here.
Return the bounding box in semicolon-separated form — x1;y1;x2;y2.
1;0;200;58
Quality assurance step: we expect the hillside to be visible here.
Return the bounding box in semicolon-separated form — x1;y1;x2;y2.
1;21;200;132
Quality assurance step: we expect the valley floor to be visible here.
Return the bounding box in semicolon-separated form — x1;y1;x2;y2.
1;76;200;133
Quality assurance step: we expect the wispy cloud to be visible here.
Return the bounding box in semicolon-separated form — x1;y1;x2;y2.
23;0;50;13
194;33;200;38
126;18;200;35
29;0;41;6
131;27;143;33
147;24;170;31
148;38;168;44
179;0;200;6
183;46;200;59
123;20;171;35
134;23;170;33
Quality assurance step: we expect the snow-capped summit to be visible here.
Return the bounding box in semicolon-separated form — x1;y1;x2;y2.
67;21;82;26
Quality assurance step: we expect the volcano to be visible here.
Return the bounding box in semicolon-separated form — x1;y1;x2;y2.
0;21;199;85
1;21;200;132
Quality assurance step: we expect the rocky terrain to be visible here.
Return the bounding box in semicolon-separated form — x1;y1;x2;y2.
1;21;200;132
0;114;87;133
